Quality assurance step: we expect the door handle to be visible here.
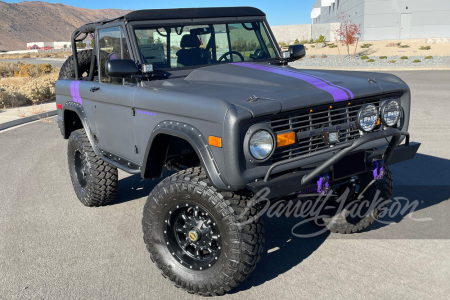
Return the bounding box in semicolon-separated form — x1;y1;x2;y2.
90;86;100;92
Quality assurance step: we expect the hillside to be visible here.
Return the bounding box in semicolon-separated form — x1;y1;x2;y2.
0;1;132;51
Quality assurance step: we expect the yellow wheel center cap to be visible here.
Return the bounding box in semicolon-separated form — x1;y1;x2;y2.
188;230;199;242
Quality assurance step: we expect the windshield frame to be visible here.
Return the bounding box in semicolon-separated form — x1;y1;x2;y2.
126;17;281;70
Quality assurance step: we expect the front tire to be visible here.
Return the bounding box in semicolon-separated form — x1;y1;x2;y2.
142;167;264;296
67;129;118;206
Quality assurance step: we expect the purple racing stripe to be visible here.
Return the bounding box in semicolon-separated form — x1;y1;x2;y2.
231;62;353;102
266;65;355;100
70;81;82;105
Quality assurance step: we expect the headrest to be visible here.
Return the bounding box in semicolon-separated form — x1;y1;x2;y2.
180;34;201;48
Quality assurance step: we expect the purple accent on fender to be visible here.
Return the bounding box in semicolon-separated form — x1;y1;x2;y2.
317;174;330;195
70;81;82;105
372;160;384;180
231;62;354;102
137;110;156;116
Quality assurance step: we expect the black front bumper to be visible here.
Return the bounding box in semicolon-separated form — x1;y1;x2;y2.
247;129;420;199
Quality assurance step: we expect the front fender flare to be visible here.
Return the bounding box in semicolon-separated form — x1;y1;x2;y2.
142;121;230;191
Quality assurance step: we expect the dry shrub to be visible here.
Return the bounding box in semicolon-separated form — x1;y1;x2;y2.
16;108;26;117
0;89;31;108
30;103;46;115
0;72;57;106
0;62;23;78
21;73;58;103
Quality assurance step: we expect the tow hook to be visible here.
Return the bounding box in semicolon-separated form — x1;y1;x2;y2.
357;160;385;200
317;174;330;195
372;160;384;180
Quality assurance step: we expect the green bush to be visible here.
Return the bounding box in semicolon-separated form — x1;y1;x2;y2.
327;43;337;48
389;60;396;63
379;56;388;59
316;35;326;43
400;56;408;59
399;44;410;48
367;59;375;62
413;59;421;63
311;45;315;48
361;55;369;60
420;46;431;50
294;39;301;45
425;56;433;59
360;43;373;48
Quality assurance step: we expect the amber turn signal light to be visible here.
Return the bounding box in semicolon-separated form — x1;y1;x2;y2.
277;132;295;147
209;136;222;148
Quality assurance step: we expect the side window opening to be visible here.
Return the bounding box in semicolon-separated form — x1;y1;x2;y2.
98;26;131;84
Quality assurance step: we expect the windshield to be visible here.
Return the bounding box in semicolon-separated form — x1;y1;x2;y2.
133;22;277;69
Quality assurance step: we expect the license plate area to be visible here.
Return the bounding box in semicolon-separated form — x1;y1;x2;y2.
333;151;367;180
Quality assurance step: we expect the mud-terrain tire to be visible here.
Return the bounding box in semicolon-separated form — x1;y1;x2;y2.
67;129;118;206
312;167;393;234
58;49;94;80
142;167;264;296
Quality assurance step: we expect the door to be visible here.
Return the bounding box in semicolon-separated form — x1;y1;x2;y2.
400;13;412;39
90;25;138;163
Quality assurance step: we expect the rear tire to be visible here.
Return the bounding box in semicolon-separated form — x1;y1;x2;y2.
142;167;264;296
67;129;118;206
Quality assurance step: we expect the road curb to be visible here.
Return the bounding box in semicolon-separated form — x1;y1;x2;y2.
0;110;57;131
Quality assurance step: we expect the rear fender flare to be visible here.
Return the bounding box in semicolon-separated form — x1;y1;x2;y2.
62;102;101;157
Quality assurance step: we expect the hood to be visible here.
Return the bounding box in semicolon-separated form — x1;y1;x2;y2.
162;62;407;118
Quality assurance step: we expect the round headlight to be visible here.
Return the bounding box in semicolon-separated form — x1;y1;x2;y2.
357;104;379;132
249;130;274;160
381;100;401;127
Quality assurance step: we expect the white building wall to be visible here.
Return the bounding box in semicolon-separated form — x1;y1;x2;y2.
312;0;450;40
52;42;71;49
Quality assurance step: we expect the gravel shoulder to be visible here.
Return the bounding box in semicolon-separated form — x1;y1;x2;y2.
290;55;450;70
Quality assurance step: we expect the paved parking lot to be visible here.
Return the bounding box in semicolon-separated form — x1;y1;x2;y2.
0;71;449;299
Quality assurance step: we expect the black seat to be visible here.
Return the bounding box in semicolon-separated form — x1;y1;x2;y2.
176;34;207;67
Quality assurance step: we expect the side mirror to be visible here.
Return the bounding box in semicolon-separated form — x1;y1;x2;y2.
106;59;139;78
288;44;306;61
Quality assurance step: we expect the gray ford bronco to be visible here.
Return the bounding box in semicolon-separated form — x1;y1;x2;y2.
56;7;420;296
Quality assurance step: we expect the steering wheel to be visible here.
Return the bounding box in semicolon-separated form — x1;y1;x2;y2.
218;51;245;63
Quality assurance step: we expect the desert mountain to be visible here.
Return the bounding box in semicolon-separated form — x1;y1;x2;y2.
0;1;132;51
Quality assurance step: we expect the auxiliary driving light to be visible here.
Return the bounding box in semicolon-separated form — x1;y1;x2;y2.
381;100;401;127
357;104;379;132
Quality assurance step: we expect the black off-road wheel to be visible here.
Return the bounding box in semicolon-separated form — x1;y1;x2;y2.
142;167;264;296
67;129;118;206
311;167;393;234
59;49;95;80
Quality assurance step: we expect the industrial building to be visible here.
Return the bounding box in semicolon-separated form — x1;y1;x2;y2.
311;0;450;40
26;41;71;50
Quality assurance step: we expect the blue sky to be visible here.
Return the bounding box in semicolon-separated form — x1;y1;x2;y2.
4;0;316;25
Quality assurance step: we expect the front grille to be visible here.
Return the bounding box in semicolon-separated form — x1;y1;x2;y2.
270;97;393;162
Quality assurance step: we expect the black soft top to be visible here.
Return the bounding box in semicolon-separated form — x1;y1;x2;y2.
76;7;265;33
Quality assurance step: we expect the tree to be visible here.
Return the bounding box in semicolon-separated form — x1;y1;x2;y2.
334;13;361;56
76;41;85;49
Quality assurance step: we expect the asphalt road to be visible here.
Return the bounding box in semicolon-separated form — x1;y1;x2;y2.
0;58;66;67
1;71;449;299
